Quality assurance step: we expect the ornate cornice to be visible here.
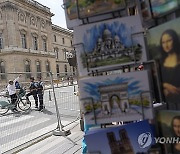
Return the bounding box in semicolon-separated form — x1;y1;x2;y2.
52;24;73;37
0;2;18;12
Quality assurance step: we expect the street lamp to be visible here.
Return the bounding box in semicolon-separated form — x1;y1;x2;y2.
67;50;77;67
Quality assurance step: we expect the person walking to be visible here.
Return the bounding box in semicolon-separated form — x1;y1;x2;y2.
26;77;38;109
36;76;44;111
7;75;21;112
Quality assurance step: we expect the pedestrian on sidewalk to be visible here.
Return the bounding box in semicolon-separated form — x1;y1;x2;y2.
26;76;38;109
7;74;21;112
36;76;44;111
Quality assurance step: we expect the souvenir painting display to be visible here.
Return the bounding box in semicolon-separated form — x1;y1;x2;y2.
63;0;82;29
85;120;155;154
150;0;179;17
74;15;147;77
77;0;126;18
157;110;180;154
147;18;180;109
138;0;152;21
79;70;154;125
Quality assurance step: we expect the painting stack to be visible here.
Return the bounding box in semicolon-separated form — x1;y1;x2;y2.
63;0;180;153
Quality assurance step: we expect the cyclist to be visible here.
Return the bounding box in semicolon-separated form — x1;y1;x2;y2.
26;77;38;109
7;75;21;112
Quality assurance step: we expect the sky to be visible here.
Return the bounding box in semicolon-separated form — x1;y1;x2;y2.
35;0;67;29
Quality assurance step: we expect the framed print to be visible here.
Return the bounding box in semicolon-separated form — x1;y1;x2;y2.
150;0;179;17
63;0;82;29
74;15;147;77
85;120;155;154
157;110;180;154
147;18;180;110
79;70;154;125
77;0;126;18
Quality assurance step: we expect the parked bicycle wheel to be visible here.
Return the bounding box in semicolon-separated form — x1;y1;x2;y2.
0;101;9;115
18;98;31;111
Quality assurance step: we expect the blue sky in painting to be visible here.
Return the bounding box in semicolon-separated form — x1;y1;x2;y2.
83;77;142;101
83;21;134;53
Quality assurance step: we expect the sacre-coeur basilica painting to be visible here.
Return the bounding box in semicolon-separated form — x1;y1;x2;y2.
73;15;147;76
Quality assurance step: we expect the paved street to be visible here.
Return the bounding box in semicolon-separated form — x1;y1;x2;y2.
0;85;82;154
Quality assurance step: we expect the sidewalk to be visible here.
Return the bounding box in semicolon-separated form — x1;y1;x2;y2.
17;120;84;154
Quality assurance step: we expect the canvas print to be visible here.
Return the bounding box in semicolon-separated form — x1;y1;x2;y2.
157;110;180;154
74;15;147;77
147;18;180;110
138;0;152;21
85;120;155;154
79;70;154;125
63;0;83;29
77;0;126;18
64;0;78;20
150;0;179;17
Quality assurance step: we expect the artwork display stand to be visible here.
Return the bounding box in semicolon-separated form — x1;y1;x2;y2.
63;1;180;153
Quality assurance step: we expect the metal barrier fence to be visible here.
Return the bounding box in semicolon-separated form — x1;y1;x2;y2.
0;72;80;153
46;90;80;118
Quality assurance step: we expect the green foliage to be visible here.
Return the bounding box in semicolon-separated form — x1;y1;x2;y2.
114;0;124;4
129;99;150;107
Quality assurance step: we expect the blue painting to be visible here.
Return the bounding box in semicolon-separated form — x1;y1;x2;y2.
73;15;147;77
79;70;154;124
85;120;155;154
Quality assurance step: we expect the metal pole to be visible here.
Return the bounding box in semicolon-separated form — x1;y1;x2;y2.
49;72;63;131
49;72;71;136
49;90;52;101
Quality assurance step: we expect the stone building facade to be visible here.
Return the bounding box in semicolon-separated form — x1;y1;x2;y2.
0;0;74;83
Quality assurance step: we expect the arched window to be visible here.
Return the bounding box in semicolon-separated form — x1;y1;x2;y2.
64;64;67;76
73;67;76;75
54;48;59;59
0;61;6;79
0;33;3;49
36;61;41;78
32;33;38;50
54;35;56;42
42;39;47;52
25;60;31;78
56;64;60;78
46;61;50;77
21;33;27;49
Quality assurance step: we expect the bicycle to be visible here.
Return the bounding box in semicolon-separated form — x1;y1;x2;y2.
0;88;31;115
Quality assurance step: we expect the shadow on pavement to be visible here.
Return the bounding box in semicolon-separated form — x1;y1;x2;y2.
42;108;54;115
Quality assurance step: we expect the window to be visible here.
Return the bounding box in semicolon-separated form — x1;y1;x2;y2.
63;49;67;60
33;36;38;50
21;34;27;49
128;6;137;16
64;64;67;76
42;39;47;52
0;61;6;79
36;61;41;78
0;33;3;49
25;60;31;78
54;48;59;59
73;67;75;75
62;38;65;44
54;35;56;42
70;40;73;46
56;64;60;78
46;61;50;77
